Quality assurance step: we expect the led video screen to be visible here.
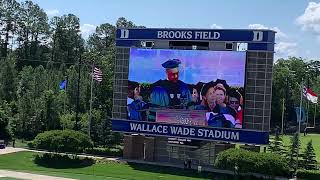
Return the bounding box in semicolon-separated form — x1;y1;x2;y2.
127;48;246;129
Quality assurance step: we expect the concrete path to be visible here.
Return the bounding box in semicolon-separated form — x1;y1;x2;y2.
0;170;76;180
0;147;26;155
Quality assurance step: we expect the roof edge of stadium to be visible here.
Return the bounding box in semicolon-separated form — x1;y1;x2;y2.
116;28;277;33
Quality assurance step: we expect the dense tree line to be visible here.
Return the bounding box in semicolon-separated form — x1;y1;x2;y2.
1;0;320;146
272;57;320;131
0;0;142;146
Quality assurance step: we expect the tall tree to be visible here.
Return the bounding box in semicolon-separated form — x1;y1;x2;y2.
0;101;11;140
0;0;20;58
87;23;115;54
0;56;17;101
49;14;84;64
16;0;49;66
43;90;61;130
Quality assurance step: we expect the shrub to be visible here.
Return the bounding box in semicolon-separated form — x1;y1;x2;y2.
214;148;290;177
302;140;318;170
34;153;94;168
33;130;93;153
27;141;34;148
84;147;123;157
297;169;320;180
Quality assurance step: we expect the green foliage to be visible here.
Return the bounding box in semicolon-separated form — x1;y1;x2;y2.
0;0;138;146
297;169;320;180
288;132;302;170
302;140;318;170
0;101;11;140
83;147;123;157
214;148;290;177
269;132;286;156
59;112;76;130
32;130;93;153
34;153;94;168
0;57;17;102
271;57;320;128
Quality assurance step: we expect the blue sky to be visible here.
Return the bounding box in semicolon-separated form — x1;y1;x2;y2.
31;0;320;60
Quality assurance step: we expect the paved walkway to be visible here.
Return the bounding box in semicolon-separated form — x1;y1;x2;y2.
0;170;76;180
0;147;120;161
0;147;25;155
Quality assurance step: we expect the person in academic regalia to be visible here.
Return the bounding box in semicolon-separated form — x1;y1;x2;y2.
151;59;192;109
228;88;243;128
127;81;145;120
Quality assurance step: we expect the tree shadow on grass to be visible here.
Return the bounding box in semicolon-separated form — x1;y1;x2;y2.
127;162;266;180
127;162;231;180
34;153;94;169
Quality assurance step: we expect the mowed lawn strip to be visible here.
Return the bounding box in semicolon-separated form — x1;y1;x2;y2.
0;151;214;180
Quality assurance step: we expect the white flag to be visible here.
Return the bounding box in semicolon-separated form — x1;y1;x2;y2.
303;86;318;104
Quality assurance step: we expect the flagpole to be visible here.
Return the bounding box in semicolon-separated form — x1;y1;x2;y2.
298;82;303;134
64;76;67;114
281;98;285;134
314;104;317;128
307;101;309;127
296;80;303;173
63;76;67;130
88;63;94;137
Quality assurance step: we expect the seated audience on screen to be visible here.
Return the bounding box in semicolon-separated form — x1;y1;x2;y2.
228;89;243;128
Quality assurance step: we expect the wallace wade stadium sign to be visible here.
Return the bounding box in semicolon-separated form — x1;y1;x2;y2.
112;119;269;145
116;28;275;42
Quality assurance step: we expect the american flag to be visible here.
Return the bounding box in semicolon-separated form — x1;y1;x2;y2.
93;67;103;82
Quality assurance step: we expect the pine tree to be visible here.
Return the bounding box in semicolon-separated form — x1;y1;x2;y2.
288;133;301;170
269;131;286;155
302;140;318;170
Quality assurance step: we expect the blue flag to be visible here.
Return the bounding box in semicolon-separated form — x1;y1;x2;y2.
59;80;67;90
295;107;306;123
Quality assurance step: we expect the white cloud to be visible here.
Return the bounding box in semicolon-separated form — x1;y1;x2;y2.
275;42;297;59
296;2;320;33
210;24;222;29
46;9;59;16
248;24;295;59
248;24;288;40
80;24;96;39
248;24;268;29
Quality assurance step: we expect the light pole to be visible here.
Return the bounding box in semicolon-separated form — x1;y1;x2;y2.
74;26;82;131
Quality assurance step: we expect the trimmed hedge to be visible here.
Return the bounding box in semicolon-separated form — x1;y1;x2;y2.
34;153;94;168
214;148;290;177
84;147;123;157
32;130;93;153
297;170;320;180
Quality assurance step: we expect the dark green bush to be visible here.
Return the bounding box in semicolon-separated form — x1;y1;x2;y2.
33;130;93;153
84;147;123;157
27;141;34;148
214;148;290;177
297;170;320;180
34;153;94;168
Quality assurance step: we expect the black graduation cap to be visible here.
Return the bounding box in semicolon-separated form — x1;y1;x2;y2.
161;59;181;69
228;88;241;101
200;81;217;96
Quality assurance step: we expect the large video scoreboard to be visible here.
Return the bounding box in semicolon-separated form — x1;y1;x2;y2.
112;28;275;145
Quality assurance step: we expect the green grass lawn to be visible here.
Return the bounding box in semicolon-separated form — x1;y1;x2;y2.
0;151;221;180
280;133;320;162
